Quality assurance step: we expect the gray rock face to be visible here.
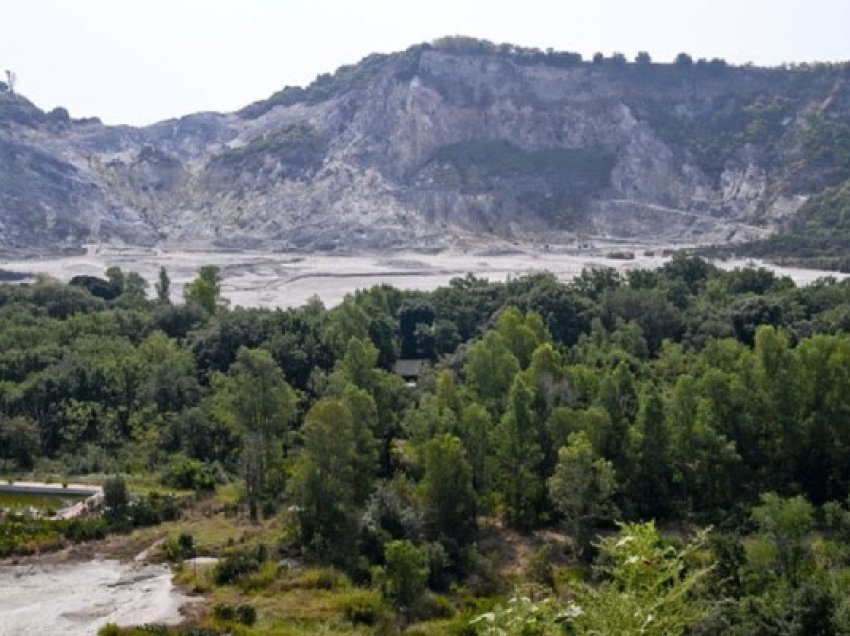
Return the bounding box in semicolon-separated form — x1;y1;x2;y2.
1;42;848;251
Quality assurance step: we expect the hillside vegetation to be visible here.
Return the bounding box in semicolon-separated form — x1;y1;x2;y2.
735;178;850;271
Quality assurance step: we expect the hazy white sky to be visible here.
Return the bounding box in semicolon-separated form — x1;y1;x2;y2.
3;0;850;126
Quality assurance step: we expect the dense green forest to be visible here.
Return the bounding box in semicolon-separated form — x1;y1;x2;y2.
6;258;850;634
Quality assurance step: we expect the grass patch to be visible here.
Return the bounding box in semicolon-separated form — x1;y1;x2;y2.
204;574;375;635
140;498;283;557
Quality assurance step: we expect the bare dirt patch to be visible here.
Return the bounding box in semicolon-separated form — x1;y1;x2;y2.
0;558;194;636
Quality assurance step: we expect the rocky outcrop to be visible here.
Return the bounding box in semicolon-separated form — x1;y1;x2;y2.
1;40;848;251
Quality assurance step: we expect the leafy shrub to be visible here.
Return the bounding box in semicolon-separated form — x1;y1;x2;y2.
103;475;129;517
374;540;430;608
142;493;181;523
240;560;278;591
235;604;256;626
128;498;161;527
415;592;456;621
213;544;267;585
105;493;180;532
212;603;235;621
63;517;108;542
337;588;388;625
162;532;195;562
460;547;500;598
0;516;117;558
526;544;556;588
473;523;712;635
162;459;216;492
213;603;256;626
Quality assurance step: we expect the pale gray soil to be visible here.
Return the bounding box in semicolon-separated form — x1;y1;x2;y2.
0;244;842;309
0;559;192;636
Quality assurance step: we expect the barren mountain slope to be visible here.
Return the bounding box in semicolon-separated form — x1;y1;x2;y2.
2;39;849;251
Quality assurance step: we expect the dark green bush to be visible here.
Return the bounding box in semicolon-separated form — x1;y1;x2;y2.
162;459;216;492
213;545;267;585
212;604;235;621
341;589;387;625
63;517;108;542
213;603;256;626
235;604;257;626
103;475;129;517
162;532;195;562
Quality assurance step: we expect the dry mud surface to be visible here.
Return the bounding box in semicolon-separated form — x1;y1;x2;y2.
0;244;843;309
0;559;191;636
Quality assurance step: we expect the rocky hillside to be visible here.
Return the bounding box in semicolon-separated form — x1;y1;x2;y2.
2;37;850;251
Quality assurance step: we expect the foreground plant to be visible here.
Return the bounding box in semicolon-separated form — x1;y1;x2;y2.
473;522;712;635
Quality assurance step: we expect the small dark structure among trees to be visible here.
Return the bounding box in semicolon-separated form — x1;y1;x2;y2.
392;359;425;384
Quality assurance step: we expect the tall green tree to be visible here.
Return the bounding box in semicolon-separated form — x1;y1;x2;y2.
122;271;148;303
329;336;408;459
628;383;672;519
464;331;520;414
548;431;617;556
374;540;429;613
496;306;544;369
754;326;803;486
459;402;491;492
595;361;637;464
137;331;199;413
668;376;742;515
398;300;436;359
288;399;364;562
212;347;297;522
419;434;476;548
547;406;613;462
524;342;570;419
184;265;226;314
155;266;171;304
491;376;544;529
340;384;380;502
0;414;39;470
323;298;371;358
105;266;125;296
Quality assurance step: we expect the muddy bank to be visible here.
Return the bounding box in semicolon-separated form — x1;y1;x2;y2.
0;559;192;636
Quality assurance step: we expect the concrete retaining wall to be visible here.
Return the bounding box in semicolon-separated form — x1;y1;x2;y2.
0;482;101;497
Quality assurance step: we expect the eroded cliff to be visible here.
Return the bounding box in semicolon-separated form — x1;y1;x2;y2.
2;39;848;251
